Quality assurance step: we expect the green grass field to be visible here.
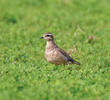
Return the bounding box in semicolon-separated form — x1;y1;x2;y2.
0;0;110;100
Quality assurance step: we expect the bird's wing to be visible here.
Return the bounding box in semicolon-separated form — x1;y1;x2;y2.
56;47;74;61
56;47;80;65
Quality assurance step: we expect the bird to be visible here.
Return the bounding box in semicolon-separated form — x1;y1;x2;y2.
40;32;80;65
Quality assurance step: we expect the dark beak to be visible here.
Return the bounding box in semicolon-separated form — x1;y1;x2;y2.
40;37;44;39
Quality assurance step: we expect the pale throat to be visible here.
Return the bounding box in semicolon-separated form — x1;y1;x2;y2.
46;40;56;50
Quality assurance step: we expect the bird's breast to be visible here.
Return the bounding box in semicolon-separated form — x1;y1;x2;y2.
45;49;57;61
45;49;67;65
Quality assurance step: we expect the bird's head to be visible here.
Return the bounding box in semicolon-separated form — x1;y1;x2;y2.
40;32;54;41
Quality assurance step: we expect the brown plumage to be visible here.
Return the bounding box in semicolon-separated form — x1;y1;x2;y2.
40;32;80;65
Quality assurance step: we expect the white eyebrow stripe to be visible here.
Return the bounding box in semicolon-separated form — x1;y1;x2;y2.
47;34;52;35
45;34;53;37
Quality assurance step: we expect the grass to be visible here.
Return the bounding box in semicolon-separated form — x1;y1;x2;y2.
0;0;110;100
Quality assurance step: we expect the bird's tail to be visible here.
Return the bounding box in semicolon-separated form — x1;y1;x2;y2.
69;58;80;65
72;60;80;65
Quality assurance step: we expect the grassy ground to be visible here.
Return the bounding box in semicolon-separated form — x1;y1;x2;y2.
0;0;110;100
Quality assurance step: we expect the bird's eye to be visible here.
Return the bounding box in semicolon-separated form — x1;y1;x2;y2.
46;35;50;37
